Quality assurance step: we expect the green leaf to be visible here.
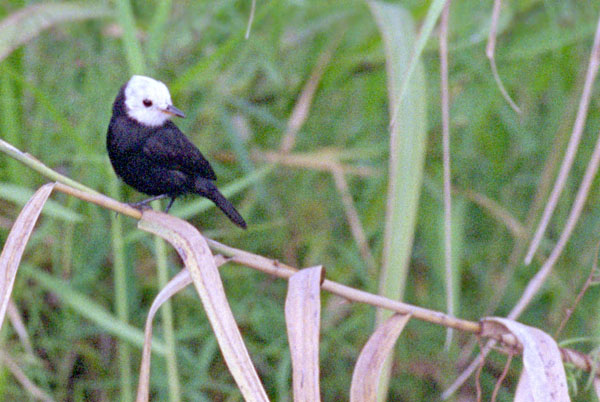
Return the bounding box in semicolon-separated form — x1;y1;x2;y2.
170;0;281;95
378;0;443;126
502;12;598;60
19;264;167;355
370;0;427;310
369;1;428;399
113;0;146;74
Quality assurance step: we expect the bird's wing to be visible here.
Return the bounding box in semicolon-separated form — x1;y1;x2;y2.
142;123;217;180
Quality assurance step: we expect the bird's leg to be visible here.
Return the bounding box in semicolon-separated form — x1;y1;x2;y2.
129;194;168;210
164;196;177;213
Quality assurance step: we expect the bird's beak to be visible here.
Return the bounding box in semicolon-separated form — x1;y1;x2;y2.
164;104;185;118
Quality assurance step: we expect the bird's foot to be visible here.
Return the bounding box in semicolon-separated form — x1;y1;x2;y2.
129;194;169;210
128;201;154;211
164;197;177;213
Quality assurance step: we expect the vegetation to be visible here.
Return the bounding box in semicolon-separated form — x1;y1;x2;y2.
1;0;600;400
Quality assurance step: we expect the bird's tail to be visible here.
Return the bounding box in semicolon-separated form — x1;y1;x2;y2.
195;178;247;229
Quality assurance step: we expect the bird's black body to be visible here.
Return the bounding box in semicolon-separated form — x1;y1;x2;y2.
107;85;247;228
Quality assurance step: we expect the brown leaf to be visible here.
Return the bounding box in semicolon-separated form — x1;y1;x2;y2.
0;183;54;331
136;269;192;402
136;256;227;400
285;266;324;402
138;210;269;402
350;313;410;402
482;317;570;402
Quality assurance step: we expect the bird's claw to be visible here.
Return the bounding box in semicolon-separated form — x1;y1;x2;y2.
128;201;155;211
127;194;169;211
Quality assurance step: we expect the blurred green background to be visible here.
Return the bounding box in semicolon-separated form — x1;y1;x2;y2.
1;0;600;400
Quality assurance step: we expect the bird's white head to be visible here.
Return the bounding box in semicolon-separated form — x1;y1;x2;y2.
124;75;185;127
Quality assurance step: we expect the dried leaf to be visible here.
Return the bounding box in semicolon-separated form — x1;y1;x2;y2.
0;183;54;332
138;210;268;401
350;314;410;402
7;300;34;356
594;377;600;399
514;370;534;402
136;269;193;402
136;255;227;400
481;317;569;402
0;350;53;402
285;266;324;402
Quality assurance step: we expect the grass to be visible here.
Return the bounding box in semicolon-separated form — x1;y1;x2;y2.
1;0;600;400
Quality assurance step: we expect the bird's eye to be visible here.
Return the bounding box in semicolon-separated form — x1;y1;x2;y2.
143;99;153;107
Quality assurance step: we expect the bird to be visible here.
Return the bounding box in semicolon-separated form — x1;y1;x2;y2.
106;75;247;228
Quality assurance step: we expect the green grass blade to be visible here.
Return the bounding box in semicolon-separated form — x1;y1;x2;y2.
3;66;75;140
19;264;167;355
113;0;146;74
420;189;466;339
219;110;269;202
370;0;428;309
108;175;133;402
0;64;24;185
369;2;428;400
382;0;444;127
146;0;173;64
170;0;280;95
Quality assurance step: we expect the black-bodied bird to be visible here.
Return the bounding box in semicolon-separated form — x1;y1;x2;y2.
107;75;246;228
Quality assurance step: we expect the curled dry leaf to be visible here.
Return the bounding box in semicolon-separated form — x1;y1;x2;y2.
350;314;411;402
0;182;54;332
285;265;324;402
7;300;34;356
136;256;227;401
0;183;55;401
136;269;192;402
138;210;268;402
0;350;54;402
481;317;569;402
